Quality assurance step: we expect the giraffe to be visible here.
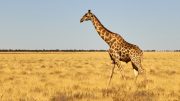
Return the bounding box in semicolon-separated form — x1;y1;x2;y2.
80;10;145;85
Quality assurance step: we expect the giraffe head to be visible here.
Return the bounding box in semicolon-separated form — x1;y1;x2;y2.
80;10;93;23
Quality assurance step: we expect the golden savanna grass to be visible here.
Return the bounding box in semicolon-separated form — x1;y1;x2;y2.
0;52;180;101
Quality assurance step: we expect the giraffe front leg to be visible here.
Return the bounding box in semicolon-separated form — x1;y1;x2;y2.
110;51;125;80
108;51;115;64
108;49;125;85
107;50;116;86
108;63;115;86
115;60;126;80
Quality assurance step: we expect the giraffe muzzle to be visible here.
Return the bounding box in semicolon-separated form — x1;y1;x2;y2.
80;19;84;23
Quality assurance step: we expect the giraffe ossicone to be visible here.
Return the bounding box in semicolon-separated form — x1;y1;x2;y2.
80;10;145;85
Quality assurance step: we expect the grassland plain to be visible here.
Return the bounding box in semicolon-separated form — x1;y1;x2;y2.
0;52;179;101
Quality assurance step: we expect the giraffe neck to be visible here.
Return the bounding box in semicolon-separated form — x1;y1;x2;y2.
90;15;122;46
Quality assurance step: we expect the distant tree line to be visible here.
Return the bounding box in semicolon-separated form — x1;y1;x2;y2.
143;50;180;52
0;49;179;52
0;49;106;52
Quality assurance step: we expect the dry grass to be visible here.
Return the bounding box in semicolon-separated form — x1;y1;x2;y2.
0;52;180;101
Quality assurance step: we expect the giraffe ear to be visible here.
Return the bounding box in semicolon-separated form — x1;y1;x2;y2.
88;10;91;13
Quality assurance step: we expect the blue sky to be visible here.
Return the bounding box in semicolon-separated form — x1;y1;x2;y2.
0;1;180;50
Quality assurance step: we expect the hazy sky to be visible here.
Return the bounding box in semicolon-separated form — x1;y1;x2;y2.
0;1;180;50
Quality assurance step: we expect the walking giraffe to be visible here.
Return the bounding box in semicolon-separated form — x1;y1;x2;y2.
80;10;145;85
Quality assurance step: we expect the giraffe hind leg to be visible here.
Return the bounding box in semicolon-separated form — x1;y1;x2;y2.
131;57;147;82
132;62;138;78
131;58;148;88
131;57;144;74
